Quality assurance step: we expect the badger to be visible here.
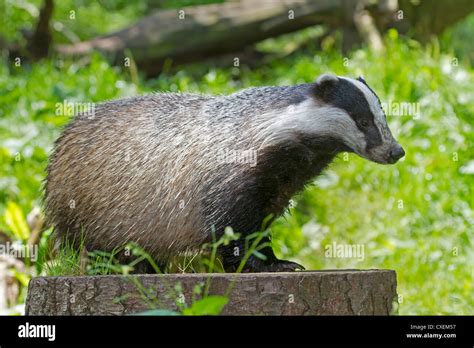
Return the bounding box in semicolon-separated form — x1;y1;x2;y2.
45;73;405;273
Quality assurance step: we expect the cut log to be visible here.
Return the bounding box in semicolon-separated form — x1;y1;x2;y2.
26;270;397;315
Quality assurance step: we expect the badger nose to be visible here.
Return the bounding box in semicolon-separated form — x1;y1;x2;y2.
389;145;405;163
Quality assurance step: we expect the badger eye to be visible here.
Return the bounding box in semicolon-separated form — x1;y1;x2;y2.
359;119;369;128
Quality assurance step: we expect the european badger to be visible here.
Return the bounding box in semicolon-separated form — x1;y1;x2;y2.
45;74;405;272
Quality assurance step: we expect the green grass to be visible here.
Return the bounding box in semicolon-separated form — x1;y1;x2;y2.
0;1;473;315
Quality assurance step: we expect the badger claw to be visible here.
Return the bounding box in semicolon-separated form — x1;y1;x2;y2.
239;258;306;273
267;259;306;272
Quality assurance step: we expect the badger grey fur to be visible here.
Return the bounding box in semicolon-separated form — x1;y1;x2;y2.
45;74;404;272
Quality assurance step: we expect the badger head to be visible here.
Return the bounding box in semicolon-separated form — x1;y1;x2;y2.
307;73;405;164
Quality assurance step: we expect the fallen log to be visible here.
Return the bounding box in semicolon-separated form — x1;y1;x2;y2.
26;270;397;315
55;0;344;76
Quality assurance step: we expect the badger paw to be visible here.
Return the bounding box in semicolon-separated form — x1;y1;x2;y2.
239;258;305;272
266;259;306;272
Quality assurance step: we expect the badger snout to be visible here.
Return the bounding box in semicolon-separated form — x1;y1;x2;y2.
387;144;405;164
364;142;405;165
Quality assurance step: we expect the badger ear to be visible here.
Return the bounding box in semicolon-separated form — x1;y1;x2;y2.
316;73;338;85
357;76;366;83
313;73;338;101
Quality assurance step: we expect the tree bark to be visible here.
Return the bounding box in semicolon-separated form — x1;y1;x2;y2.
27;0;54;60
26;270;398;315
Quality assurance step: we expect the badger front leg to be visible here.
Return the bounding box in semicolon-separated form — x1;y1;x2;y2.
219;236;305;272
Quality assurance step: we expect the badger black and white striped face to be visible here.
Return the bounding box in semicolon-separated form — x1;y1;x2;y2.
310;73;405;164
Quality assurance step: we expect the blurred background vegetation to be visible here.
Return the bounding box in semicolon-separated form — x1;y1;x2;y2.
0;0;472;315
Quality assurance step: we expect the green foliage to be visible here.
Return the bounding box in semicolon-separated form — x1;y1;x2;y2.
181;296;228;315
45;241;157;276
0;2;472;315
132;309;180;316
441;14;474;65
4;201;30;241
44;237;85;276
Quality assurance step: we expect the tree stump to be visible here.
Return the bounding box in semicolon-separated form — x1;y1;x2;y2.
25;270;397;315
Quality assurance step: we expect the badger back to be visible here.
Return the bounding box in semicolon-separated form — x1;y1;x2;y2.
44;93;215;259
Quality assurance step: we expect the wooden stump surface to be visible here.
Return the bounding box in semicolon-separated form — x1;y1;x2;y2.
26;270;397;315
